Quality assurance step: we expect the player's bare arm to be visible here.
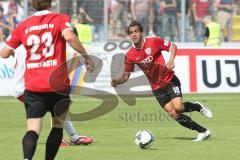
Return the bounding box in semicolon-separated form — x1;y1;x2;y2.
166;43;177;69
0;47;14;58
63;29;95;72
111;72;131;87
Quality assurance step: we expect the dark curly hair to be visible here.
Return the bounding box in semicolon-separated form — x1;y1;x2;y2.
32;0;52;11
127;20;143;35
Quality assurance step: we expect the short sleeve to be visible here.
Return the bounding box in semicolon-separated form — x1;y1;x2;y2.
124;55;134;73
60;14;73;35
4;26;21;49
155;37;172;52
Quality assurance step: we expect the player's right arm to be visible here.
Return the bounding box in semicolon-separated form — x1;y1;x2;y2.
111;53;134;87
0;47;14;58
0;26;21;58
63;29;95;72
111;72;131;87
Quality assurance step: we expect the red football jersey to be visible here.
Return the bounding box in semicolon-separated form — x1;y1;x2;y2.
5;10;72;92
124;37;175;91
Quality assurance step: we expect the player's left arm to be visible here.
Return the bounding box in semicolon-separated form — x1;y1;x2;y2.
0;47;14;58
63;29;95;72
166;43;177;69
61;14;95;72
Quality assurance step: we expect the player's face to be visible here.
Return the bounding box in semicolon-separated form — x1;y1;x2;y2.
128;26;143;44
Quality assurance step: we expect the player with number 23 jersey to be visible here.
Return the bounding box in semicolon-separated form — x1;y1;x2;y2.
5;11;72;92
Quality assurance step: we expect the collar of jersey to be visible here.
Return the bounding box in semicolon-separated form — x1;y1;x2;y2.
34;10;52;16
132;38;146;49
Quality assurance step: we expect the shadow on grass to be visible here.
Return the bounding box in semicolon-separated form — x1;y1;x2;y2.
172;137;195;140
146;148;160;150
164;136;214;141
160;136;194;140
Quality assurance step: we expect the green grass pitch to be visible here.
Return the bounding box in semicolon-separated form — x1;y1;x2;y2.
0;93;240;160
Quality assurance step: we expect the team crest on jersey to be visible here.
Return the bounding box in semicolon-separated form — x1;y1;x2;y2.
145;48;151;55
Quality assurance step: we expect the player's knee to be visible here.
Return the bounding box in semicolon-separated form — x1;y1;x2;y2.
52;118;64;128
172;103;184;113
175;107;184;113
167;110;177;119
27;118;42;135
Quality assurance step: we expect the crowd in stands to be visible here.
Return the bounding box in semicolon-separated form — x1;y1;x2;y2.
0;0;239;42
0;0;24;41
107;0;240;42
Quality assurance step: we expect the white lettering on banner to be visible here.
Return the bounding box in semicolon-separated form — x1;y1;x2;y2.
0;57;15;96
197;57;240;93
27;59;57;69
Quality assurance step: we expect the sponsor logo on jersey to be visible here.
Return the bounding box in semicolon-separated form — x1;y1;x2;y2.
141;56;153;67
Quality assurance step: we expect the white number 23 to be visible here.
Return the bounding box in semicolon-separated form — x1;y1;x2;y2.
27;32;54;60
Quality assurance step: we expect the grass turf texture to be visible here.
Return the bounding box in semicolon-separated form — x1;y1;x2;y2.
0;93;239;160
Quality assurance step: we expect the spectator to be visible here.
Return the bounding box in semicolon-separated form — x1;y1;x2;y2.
74;12;93;46
131;0;151;35
161;0;178;41
192;0;209;42
152;0;162;37
203;15;221;46
148;0;156;37
176;0;193;42
236;0;240;14
0;5;13;41
110;0;129;38
209;0;217;20
215;0;234;41
59;0;73;16
2;0;24;26
80;0;105;42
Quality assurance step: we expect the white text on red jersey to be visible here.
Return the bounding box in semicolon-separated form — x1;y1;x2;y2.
25;24;55;34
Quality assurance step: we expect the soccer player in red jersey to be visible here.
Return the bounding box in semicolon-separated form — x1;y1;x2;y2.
111;20;213;142
13;51;93;147
0;0;95;159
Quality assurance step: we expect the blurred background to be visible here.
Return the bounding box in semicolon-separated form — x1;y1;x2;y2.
0;0;239;43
